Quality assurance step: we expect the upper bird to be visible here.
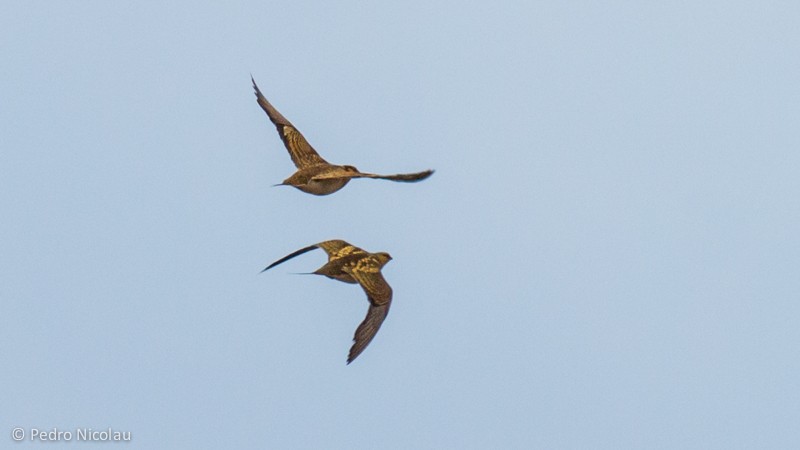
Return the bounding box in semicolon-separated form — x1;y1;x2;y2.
252;76;434;195
262;240;393;364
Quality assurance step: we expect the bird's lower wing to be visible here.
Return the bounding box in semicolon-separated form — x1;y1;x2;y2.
346;268;393;364
347;302;391;364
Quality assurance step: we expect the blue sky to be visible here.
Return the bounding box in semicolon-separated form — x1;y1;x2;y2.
2;1;799;448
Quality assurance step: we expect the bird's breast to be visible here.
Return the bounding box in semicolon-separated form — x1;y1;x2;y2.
295;178;351;195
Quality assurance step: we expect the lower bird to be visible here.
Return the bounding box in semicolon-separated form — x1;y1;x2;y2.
262;240;393;364
252;76;434;195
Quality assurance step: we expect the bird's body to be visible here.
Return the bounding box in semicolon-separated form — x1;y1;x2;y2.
262;240;393;364
280;164;355;196
252;76;434;195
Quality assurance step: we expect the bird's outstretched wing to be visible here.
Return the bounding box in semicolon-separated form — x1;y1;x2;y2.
261;240;365;272
345;261;393;364
313;169;435;183
261;243;319;272
347;302;390;364
251;76;329;169
317;240;366;262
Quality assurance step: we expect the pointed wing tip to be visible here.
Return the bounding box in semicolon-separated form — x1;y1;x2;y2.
251;76;264;98
347;344;369;364
346;339;363;364
395;169;435;182
346;349;360;365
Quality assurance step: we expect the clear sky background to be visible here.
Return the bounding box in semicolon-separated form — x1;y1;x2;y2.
2;1;799;449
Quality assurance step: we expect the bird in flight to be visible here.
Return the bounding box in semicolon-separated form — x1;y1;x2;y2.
262;240;393;364
252;76;434;195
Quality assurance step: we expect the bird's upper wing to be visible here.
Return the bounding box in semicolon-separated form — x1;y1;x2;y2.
261;240;365;272
345;260;393;364
317;240;366;262
312;169;435;183
261;243;320;272
252;77;329;169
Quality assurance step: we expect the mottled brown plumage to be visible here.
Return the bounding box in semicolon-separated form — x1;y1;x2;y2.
252;76;434;195
262;240;393;364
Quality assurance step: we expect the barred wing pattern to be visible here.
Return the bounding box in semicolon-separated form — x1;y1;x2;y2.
345;260;393;364
252;77;328;169
317;240;366;262
261;240;365;272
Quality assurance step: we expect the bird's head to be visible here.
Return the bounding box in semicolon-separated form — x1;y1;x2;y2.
374;252;393;266
342;165;360;173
